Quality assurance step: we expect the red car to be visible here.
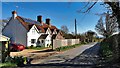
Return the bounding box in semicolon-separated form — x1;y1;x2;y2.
10;43;25;51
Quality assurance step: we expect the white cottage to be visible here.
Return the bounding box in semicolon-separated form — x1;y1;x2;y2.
2;11;63;47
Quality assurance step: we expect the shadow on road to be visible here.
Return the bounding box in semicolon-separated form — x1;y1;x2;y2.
20;63;96;68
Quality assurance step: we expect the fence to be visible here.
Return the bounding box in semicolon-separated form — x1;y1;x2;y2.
53;39;80;49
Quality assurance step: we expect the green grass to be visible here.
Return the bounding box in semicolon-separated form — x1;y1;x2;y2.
55;43;86;51
0;62;17;68
26;46;46;50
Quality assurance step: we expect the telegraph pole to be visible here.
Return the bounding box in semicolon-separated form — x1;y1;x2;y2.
75;19;77;39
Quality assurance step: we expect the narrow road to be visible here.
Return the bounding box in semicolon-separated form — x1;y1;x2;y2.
19;42;101;68
32;42;98;64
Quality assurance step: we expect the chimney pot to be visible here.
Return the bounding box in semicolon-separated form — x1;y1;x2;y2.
12;11;17;14
46;18;50;25
12;11;17;19
37;15;42;23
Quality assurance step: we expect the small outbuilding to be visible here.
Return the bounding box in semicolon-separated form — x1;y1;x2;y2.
0;35;10;51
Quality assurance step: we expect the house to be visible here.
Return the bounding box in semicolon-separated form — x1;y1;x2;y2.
2;11;64;47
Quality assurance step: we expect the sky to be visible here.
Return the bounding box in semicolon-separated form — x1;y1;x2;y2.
2;2;108;35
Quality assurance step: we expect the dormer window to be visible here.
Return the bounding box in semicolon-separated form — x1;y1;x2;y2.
32;29;35;34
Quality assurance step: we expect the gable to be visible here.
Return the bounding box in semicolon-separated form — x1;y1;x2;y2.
56;31;64;39
2;17;27;34
53;29;57;34
46;28;52;34
29;25;39;34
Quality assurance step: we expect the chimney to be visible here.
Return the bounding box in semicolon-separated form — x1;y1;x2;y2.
46;18;51;26
37;15;42;23
12;11;17;19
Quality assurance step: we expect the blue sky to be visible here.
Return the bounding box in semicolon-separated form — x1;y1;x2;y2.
2;2;108;34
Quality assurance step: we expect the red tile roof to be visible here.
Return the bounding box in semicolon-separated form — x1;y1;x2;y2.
16;16;58;33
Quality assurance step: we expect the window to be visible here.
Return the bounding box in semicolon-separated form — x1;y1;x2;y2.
41;40;44;43
32;29;35;34
31;39;36;44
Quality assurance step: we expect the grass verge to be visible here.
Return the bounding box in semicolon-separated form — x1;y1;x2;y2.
0;62;17;68
25;46;46;50
55;43;87;51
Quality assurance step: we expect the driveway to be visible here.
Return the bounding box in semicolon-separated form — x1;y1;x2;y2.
10;48;59;62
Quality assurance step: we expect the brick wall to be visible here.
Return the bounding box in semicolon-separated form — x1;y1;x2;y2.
53;39;79;49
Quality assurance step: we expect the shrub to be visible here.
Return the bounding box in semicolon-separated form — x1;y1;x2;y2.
99;36;115;59
30;45;34;48
7;56;24;66
5;56;28;67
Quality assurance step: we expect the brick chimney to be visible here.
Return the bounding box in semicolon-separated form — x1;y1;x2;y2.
12;11;17;19
46;18;51;26
37;15;42;23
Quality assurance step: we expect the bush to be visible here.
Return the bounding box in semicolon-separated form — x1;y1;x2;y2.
100;42;113;58
12;56;25;66
4;56;28;67
99;35;117;59
30;45;34;48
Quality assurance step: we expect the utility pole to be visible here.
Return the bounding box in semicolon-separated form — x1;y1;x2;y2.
75;19;77;39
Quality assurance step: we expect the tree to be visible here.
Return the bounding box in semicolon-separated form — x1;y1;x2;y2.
95;12;118;38
77;1;120;29
86;30;95;42
104;2;120;28
61;25;69;34
75;1;120;63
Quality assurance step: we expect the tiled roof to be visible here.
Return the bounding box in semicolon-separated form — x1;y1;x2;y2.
35;24;45;33
16;16;29;30
39;34;48;39
52;34;57;39
16;16;58;33
56;30;60;33
51;29;54;33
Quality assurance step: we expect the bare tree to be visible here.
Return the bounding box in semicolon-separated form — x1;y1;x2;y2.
95;12;118;38
61;25;69;34
77;1;120;29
